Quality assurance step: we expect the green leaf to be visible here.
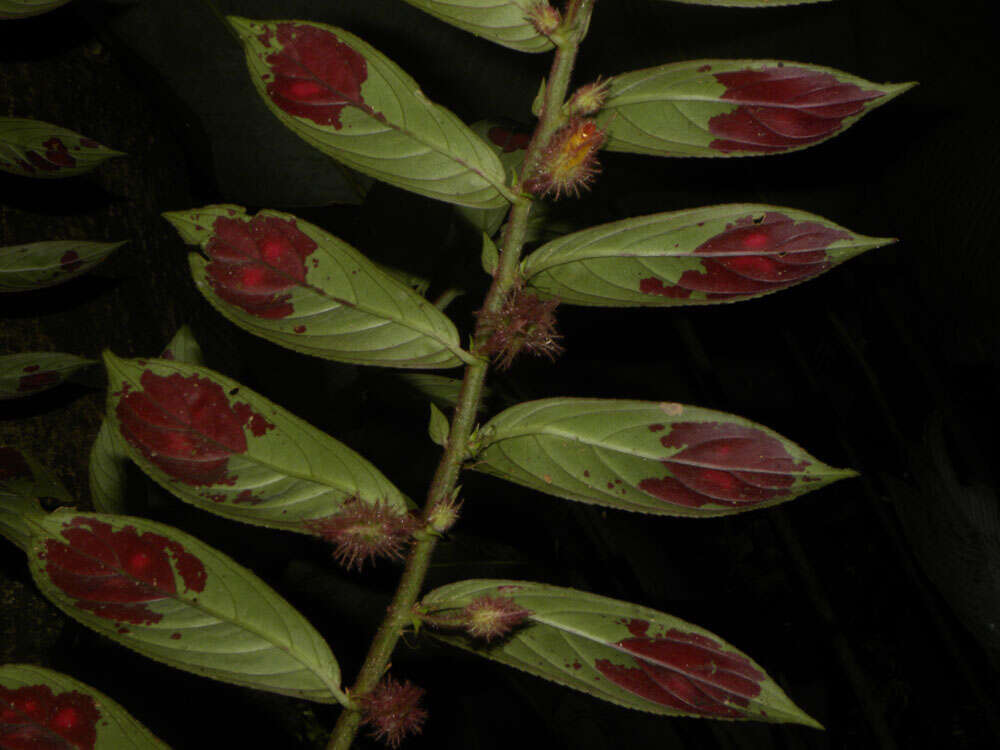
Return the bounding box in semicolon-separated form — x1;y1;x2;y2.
596;60;913;157
229;17;511;209
521;204;894;306
159;324;206;365
0;352;95;399
428;403;451;447
1;447;74;552
6;502;346;704
0;0;71;19
421;579;821;727
399;0;554;53
481;233;499;276
0;240;125;292
0;664;171;749
458;120;529;237
0;117;123;177
163;205;467;369
103;352;410;534
658;0;829;6
392;372;490;413
88;422;130;515
472;398;855;516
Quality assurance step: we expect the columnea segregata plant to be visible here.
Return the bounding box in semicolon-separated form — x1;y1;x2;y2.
1;1;914;748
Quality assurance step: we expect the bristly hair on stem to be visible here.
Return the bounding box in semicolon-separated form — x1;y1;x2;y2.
304;497;421;571
476;288;565;370
359;676;427;748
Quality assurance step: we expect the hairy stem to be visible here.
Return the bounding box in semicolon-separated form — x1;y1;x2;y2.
326;3;595;747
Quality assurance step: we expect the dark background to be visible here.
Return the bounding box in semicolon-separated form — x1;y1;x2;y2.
2;1;998;748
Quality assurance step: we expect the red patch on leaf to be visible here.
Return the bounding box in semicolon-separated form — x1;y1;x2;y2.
595;626;764;717
205;214;318;319
0;683;100;750
17;371;61;393
0;447;31;481
637;421;809;508
42;517;206;626
262;23;369;129
488;126;532;153
42;138;76;168
708;66;884;153
59;250;83;273
639;213;849;301
115;370;274;486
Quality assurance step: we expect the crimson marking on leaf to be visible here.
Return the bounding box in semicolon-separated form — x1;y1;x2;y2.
0;683;100;750
637;421;809;508
639;213;850;301
115;370;275;487
42;137;76;168
595;618;764;717
0;447;31;481
17;371;60;393
205;214;319;319
708;67;884;154
488;127;531;153
259;23;370;130
59;250;83;273
41;517;206;626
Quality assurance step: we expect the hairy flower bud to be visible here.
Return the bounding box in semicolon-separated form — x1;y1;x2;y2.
566;78;611;117
525;117;606;200
525;1;562;37
461;596;534;641
304;497;420;571
476;288;564;370
360;676;427;748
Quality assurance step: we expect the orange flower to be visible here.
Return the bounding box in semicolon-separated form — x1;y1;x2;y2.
526;117;606;199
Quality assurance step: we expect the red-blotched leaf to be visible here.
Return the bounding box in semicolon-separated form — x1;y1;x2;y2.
0;117;123;177
0;501;346;703
0;240;125;292
471;398;855;516
0;352;94;399
0;664;170;750
422;580;821;726
90;327;205;516
164;205;466;369
521;204;894;306
229;17;511;209
596;60;913;157
103;352;410;533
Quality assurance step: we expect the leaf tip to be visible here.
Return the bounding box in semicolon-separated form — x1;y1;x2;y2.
226;15;255;41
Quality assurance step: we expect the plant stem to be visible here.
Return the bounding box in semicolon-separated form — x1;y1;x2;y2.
326;3;595;747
